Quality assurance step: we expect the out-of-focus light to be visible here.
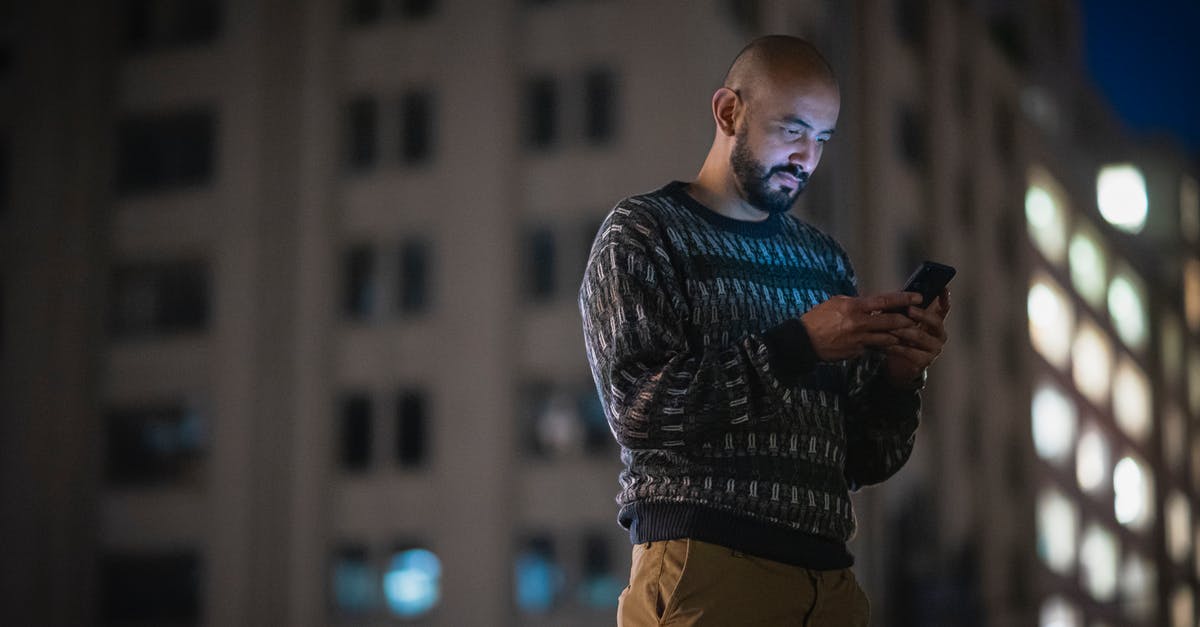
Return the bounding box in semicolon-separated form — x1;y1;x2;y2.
1107;272;1147;351
1072;320;1112;407
1122;552;1156;622
1114;456;1153;529
515;542;564;613
1186;259;1200;333
1168;491;1193;564
1029;276;1074;369
1039;595;1080;627
1026;184;1067;263
1182;175;1199;244
1172;585;1194;627
1037;488;1078;574
1032;384;1077;464
1096;164;1148;233
384;548;441;617
1068;230;1107;307
1113;357;1151;442
1079;524;1119;601
1076;428;1109;494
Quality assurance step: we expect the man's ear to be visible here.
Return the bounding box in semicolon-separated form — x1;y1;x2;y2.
712;87;740;137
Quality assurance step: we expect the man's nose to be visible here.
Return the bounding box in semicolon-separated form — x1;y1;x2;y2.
788;139;819;171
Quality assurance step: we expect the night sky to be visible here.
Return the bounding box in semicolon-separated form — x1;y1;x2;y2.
1079;0;1200;162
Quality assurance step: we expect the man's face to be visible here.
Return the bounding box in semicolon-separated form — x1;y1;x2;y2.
728;80;840;215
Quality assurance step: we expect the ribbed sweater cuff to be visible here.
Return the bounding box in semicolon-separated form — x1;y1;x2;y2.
761;318;819;385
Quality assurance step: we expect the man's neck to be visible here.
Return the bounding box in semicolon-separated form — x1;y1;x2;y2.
690;160;771;223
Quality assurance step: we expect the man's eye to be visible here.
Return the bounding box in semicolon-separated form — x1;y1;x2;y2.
783;127;801;136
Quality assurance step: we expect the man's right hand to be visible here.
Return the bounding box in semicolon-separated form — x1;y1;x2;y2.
800;292;921;361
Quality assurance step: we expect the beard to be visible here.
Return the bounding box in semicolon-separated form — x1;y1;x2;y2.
730;126;808;215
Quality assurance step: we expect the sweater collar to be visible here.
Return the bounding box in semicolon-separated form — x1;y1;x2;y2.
664;181;785;238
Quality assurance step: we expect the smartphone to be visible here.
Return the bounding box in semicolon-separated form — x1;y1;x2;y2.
897;261;956;309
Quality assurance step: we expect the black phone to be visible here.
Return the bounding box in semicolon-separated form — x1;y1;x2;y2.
897;261;956;309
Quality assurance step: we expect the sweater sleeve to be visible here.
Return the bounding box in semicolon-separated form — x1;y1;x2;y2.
579;204;816;450
842;352;921;491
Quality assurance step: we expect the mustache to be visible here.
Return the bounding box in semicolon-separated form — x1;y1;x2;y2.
769;165;808;187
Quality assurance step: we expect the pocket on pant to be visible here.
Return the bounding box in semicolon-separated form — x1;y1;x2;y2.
655;539;694;621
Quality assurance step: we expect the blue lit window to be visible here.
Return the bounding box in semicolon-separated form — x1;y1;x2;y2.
331;546;375;614
383;548;441;617
515;536;564;613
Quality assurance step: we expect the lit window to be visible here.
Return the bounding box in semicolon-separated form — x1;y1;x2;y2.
1112;357;1151;442
1039;595;1080;627
1173;585;1195;627
1182;175;1199;243
384;548;441;617
1025;183;1067;263
523;383;583;458
331;546;376;614
1036;487;1078;574
1079;524;1119;601
1032;383;1077;464
515;536;564;613
1107;271;1147;351
1096;164;1148;233
1121;552;1156;622
1067;230;1106;307
1113;455;1154;530
1187;259;1200;333
1075;428;1109;494
1028;275;1074;369
1071;320;1112;407
1165;405;1186;473
1167;491;1192;564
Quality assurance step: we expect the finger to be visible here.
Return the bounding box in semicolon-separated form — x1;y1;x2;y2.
885;344;936;367
929;289;952;319
862;332;902;349
860;291;921;313
906;306;948;335
891;326;944;352
862;312;916;332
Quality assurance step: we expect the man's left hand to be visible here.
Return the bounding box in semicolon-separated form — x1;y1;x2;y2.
883;289;950;388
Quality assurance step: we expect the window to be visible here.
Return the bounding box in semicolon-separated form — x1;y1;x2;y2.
331;545;376;615
340;393;372;471
515;535;563;613
101;551;202;624
1031;382;1076;465
1036;487;1077;574
1164;405;1186;473
1172;585;1195;627
579;532;622;609
106;400;207;486
1039;596;1079;627
117;110;215;194
1112;356;1151;442
897;105;926;168
1113;455;1153;530
1027;274;1073;369
895;0;927;50
125;0;220;52
1068;229;1106;307
1025;182;1067;263
1107;269;1147;351
577;386;611;454
524;227;557;301
1121;552;1156;622
1185;258;1200;333
343;245;376;320
395;388;427;467
110;260;210;338
524;76;558;150
1096;164;1148;234
523;382;579;458
397;238;430;314
1075;427;1109;494
1071;320;1112;407
400;90;434;164
346;0;436;25
384;547;441;617
1167;490;1192;564
1163;313;1184;389
1078;524;1119;601
583;69;617;144
345;97;377;172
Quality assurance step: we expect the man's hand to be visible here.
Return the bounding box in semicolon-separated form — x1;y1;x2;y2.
801;292;921;362
884;289;951;387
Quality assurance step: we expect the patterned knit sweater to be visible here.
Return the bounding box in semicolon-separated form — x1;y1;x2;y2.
579;181;921;569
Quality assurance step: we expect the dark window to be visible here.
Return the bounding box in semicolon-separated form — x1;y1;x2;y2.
956;61;972;116
957;170;974;233
346;0;435;25
117;110;215;194
340;393;372;471
346;97;377;172
583;69;616;144
578;387;610;454
106;401;207;486
895;0;927;50
343;245;376;320
580;531;622;608
110;260;210;338
331;545;375;614
398;238;430;314
897;105;926;169
125;0;221;52
524;77;558;150
993;99;1015;166
100;552;202;624
0;136;7;216
400;91;434;164
988;14;1028;69
397;0;436;19
524;227;556;301
396;388;427;467
722;0;762;33
346;0;382;24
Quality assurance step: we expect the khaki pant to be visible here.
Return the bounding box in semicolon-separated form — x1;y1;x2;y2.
618;538;870;626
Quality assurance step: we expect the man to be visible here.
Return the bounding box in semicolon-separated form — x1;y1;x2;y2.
579;35;950;626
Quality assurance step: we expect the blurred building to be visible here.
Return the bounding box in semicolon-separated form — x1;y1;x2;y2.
1;1;1198;626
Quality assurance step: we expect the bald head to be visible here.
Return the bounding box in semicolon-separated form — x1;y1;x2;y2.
722;35;838;107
